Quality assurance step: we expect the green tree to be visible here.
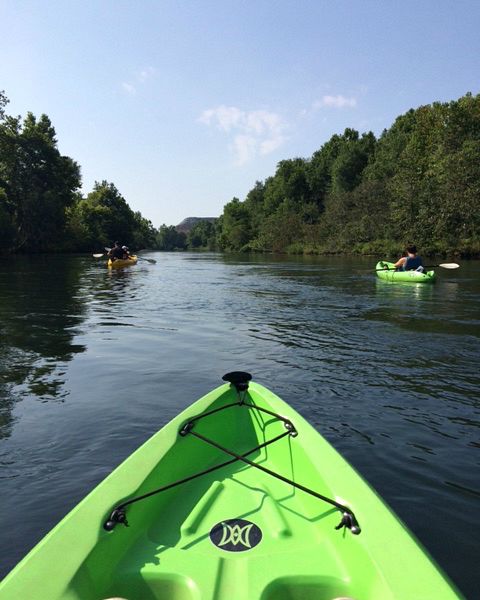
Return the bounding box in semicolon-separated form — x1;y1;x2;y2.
256;203;304;252
0;187;16;250
331;131;376;194
219;198;251;250
131;211;157;249
0;90;9;120
263;159;310;216
0;111;81;251
187;220;216;249
74;181;136;250
156;224;186;250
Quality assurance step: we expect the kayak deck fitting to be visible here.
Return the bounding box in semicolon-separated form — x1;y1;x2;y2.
376;260;436;283
0;373;461;600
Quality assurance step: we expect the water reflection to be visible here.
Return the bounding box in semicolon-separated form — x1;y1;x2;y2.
374;277;435;301
0;256;89;438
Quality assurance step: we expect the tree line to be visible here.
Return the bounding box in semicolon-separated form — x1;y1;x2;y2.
187;92;480;257
0;91;159;253
0;90;219;254
2;90;479;256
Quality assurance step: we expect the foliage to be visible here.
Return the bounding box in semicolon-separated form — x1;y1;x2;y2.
218;198;251;251
0;111;81;251
2;90;479;257
0;93;158;253
215;93;480;257
186;219;216;249
156;224;187;251
0;90;9;120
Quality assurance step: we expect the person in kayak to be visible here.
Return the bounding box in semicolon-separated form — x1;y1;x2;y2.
393;245;423;271
122;245;131;258
108;241;125;262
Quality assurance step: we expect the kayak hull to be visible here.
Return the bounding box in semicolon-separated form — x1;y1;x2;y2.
107;255;138;268
376;260;436;283
0;378;460;599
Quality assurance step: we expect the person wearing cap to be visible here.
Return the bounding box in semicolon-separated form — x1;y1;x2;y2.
393;245;424;271
121;245;131;259
108;241;125;262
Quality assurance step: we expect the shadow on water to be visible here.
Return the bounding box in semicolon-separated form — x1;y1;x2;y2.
0;256;93;438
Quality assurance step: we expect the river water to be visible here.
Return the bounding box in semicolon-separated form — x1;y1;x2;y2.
0;253;478;597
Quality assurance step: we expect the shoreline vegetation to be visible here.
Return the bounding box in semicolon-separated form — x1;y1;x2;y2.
1;90;479;258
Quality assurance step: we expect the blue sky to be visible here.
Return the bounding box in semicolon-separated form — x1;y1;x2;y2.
1;1;479;227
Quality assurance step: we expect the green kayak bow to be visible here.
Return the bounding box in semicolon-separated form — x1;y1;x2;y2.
0;373;462;599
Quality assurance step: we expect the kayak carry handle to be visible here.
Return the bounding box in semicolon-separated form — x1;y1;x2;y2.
222;371;252;392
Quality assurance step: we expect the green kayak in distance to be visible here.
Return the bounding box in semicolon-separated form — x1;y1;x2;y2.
376;260;436;283
0;373;461;600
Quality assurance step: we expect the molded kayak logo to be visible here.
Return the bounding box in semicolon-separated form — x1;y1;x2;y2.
210;519;262;552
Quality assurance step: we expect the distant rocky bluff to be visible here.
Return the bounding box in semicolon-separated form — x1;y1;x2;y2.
175;217;217;233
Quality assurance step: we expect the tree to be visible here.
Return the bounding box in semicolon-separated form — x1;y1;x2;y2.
0;90;9;120
331;130;376;194
156;224;186;250
187;220;216;249
75;181;136;249
131;211;157;249
0;187;15;250
0;111;81;251
219;198;251;250
262;159;310;216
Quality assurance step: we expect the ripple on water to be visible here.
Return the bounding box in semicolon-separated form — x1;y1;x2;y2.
0;253;478;597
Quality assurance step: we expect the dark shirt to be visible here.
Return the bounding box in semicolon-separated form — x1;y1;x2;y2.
404;256;423;270
111;246;124;259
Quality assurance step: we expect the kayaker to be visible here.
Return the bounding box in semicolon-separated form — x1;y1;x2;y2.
122;245;131;259
393;245;423;271
108;241;124;262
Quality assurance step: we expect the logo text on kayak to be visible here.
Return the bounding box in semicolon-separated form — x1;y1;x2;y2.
210;519;262;552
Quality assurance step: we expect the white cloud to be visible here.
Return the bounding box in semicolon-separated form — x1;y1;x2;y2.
122;82;136;95
232;135;257;166
138;67;156;83
121;66;156;95
199;105;287;165
313;95;357;109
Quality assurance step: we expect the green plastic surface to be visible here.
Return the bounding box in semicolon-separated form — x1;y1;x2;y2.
0;381;461;599
376;261;436;283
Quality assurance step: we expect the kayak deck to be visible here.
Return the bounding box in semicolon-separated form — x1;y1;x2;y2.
99;394;361;600
77;394;365;599
376;260;436;283
0;376;460;599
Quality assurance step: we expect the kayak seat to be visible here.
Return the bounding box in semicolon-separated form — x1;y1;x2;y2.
261;576;357;600
103;571;200;600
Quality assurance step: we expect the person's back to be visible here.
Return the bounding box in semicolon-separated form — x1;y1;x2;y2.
393;245;423;271
404;254;422;270
109;242;124;260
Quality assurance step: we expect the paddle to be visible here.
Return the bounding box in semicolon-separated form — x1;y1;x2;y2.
423;263;459;269
136;255;157;264
375;262;459;272
103;247;157;264
92;253;104;258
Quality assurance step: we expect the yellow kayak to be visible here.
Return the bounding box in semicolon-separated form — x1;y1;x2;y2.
107;255;138;269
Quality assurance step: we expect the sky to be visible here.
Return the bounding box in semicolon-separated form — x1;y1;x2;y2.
1;0;479;227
